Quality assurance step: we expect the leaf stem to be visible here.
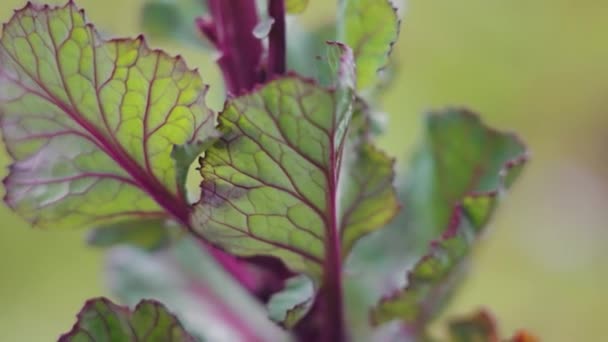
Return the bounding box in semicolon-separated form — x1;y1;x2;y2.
267;0;287;76
198;0;264;94
321;139;347;342
152;194;259;293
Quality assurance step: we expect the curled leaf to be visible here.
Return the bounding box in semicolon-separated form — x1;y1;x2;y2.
367;109;528;327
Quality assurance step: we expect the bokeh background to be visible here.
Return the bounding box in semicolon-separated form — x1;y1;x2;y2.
1;0;607;340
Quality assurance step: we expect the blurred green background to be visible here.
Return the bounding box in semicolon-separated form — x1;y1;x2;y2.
1;0;607;340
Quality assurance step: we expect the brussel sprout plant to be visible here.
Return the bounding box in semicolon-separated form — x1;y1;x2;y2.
0;0;535;341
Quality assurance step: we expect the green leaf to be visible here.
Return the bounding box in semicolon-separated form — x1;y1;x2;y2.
191;74;397;281
396;109;526;267
107;237;289;341
339;0;400;91
59;297;196;342
86;218;178;251
141;0;210;48
340;142;398;257
367;109;528;326
0;2;215;229
370;201;485;326
285;0;310;14
267;275;314;328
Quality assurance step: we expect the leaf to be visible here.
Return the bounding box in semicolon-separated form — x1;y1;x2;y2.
106;237;289;342
141;0;210;48
339;0;400;91
369;201;485;326
285;0;310;14
340;143;398;257
59;297;196;342
398;109;526;262
267;275;314;328
86;218;178;251
191;73;396;282
0;2;215;229
368;109;528;326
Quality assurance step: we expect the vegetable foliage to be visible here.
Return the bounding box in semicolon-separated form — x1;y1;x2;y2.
0;1;532;341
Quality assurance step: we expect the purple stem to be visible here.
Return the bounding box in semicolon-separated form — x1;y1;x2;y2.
267;0;286;75
198;0;264;94
156;195;258;293
179;257;262;341
205;245;260;292
294;151;348;341
320;143;347;342
189;281;261;341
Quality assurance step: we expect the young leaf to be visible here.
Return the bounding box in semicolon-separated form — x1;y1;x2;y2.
59;297;195;342
191;74;396;282
107;237;289;341
368;109;528;327
0;2;215;229
339;0;400;91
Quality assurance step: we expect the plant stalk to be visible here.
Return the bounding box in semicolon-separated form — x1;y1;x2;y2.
267;0;286;75
321;148;348;342
198;0;264;94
